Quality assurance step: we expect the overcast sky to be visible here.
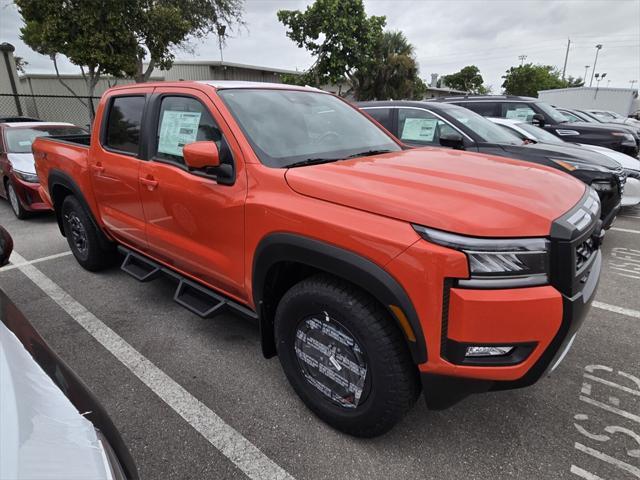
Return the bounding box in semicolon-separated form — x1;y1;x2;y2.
1;0;639;91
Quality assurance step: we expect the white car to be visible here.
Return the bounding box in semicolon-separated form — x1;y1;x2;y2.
489;117;640;207
586;109;640;128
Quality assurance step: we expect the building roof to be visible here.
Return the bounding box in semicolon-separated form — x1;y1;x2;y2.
155;60;302;76
425;86;469;95
196;80;321;91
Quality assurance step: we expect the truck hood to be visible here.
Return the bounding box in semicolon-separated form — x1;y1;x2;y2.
285;148;585;237
7;153;36;175
500;143;622;170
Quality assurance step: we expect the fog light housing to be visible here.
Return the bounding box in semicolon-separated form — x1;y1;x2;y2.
465;346;514;357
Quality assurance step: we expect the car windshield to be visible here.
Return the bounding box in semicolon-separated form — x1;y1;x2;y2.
5;125;86;153
446;107;522;145
535;102;569;124
516;122;565;145
217;89;400;167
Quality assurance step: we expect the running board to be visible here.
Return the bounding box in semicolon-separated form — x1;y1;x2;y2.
117;246;257;320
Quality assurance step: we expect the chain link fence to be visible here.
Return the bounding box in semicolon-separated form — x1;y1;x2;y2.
0;93;100;128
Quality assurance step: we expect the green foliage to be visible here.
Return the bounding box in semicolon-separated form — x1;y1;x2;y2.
129;0;244;82
565;75;584;88
14;56;28;75
501;63;576;96
277;0;386;89
355;31;426;100
442;65;487;94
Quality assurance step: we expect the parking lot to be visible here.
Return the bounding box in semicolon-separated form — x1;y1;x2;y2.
1;202;639;480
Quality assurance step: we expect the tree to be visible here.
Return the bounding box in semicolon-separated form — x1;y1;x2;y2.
14;56;28;75
278;0;386;94
565;75;584;87
442;65;488;94
129;0;244;83
355;31;426;100
17;0;139;120
501;63;569;96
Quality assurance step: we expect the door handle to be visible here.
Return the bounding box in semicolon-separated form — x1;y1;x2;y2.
91;163;104;174
140;175;159;190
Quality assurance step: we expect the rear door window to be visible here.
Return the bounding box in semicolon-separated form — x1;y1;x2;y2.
105;96;146;155
457;102;499;117
364;108;394;133
397;108;455;145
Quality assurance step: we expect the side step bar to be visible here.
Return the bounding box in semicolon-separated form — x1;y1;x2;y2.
118;246;257;321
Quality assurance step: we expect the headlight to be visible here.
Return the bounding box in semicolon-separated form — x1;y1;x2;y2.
550;158;610;173
13;170;39;183
611;132;634;141
412;225;549;288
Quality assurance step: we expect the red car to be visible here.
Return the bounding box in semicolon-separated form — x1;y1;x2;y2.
0;121;86;219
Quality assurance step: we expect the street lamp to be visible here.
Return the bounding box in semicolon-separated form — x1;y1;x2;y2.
584;65;590;82
594;73;607;98
590;44;603;87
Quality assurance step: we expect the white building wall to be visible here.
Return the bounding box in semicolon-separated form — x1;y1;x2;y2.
537;87;639;116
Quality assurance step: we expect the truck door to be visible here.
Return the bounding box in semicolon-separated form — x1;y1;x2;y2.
90;92;149;249
138;88;247;301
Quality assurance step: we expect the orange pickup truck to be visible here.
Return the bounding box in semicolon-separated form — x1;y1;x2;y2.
33;81;602;437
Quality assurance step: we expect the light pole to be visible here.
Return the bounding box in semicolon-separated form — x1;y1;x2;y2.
584;65;590;83
518;55;527;66
594;73;607;98
590;44;602;87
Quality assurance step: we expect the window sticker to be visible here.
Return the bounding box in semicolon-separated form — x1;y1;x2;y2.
402;118;438;142
158;110;202;157
505;108;534;121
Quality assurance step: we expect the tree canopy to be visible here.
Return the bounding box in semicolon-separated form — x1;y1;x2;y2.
441;65;488;94
278;0;424;100
502;63;582;96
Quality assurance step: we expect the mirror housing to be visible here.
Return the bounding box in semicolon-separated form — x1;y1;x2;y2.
0;226;13;267
439;132;465;150
183;141;220;170
532;113;545;127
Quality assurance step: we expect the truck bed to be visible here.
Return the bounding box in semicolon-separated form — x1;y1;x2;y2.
42;133;92;147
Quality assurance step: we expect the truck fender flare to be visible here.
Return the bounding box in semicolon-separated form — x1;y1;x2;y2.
47;170;112;249
252;233;427;364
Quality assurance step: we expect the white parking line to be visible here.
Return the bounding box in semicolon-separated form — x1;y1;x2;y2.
610;227;640;234
10;251;295;480
0;251;72;272
593;301;640;320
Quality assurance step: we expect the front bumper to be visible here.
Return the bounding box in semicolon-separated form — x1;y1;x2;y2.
11;174;51;212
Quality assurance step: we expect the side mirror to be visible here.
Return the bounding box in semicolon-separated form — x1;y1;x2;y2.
439;131;465;150
532;113;545;127
183;141;220;170
0;226;13;267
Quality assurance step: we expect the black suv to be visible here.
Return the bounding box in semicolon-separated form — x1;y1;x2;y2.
359;100;623;229
437;95;639;157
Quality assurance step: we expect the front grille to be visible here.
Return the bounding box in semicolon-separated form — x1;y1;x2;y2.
575;236;597;272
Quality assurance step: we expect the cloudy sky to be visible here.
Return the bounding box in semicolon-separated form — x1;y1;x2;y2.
1;0;639;90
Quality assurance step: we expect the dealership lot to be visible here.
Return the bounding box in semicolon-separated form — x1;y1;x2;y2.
1;202;639;480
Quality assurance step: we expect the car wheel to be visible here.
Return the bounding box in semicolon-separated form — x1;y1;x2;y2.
275;274;419;437
6;180;28;219
61;195;116;271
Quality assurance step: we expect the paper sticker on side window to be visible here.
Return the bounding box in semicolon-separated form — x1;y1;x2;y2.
158;110;202;157
402;118;438;142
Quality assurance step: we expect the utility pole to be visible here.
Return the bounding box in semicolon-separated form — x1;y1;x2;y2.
584;65;590;82
590;44;602;87
562;38;570;80
518;55;527;66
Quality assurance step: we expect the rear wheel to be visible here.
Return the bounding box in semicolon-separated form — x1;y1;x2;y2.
6;180;28;219
61;195;116;271
275;274;419;437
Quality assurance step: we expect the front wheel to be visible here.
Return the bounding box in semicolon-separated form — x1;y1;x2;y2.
61;195;116;271
275;274;419;437
7;180;28;219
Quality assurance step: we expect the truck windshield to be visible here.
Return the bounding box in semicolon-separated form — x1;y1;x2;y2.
5;126;86;153
217;89;400;168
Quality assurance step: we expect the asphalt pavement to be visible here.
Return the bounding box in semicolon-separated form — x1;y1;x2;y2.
1;200;638;480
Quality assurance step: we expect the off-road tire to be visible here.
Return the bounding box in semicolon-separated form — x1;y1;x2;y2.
275;274;420;437
61;195;116;271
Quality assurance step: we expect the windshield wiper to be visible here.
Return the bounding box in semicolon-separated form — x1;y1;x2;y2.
286;157;340;168
346;149;393;159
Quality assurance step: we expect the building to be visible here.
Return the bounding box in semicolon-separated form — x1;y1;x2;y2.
537;86;639;117
148;60;301;83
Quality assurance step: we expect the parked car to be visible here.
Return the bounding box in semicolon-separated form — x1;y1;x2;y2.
33;81;602;437
489;117;640;208
437;95;639;157
0;225;138;479
556;107;640;147
0;121;87;218
358;100;623;228
586;109;640;128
